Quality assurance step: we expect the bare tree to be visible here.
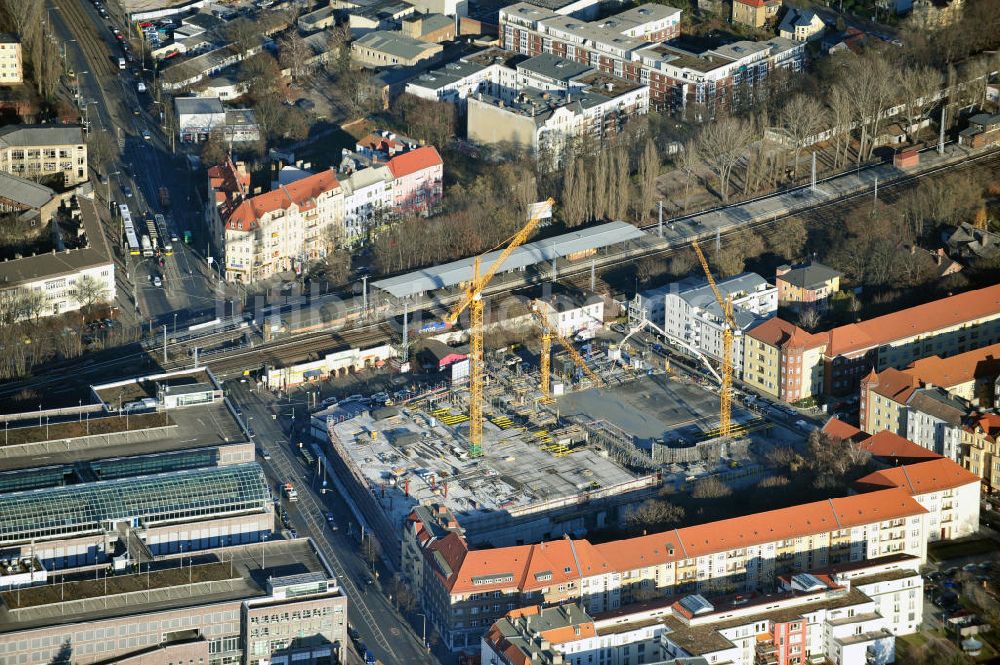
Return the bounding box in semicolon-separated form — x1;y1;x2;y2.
636;139;659;223
279;32;314;83
676;140;698;213
827;85;853;170
779;95;826;178
625;498;685;532
768;215;808;260
697;117;754;203
843;51;895;163
797;305;820;330
611;146;631;221
87;131;117;173
224;18;260;54
898;65;942;141
70;275;109;318
561;153;586;228
691;475;732;499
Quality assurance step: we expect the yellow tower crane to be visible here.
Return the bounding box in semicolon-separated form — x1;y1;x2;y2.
445;199;555;457
533;303;604;394
691;238;735;438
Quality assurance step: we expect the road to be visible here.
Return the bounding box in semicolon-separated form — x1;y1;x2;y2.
226;380;435;665
50;0;220;325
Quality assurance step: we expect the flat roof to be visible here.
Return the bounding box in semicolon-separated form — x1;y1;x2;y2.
0;539;331;633
0;196;114;289
355;31;441;60
372;221;646;298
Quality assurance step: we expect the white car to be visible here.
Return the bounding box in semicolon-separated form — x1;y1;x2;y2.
152;275;162;287
142;129;151;141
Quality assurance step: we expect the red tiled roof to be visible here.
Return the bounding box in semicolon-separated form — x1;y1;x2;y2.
747;317;825;350
964;413;1000;440
822;418;863;442
387;145;442;179
863;367;919;403
826;283;1000;356
436;488;927;595
905;342;1000;390
858;430;941;463
856;458;981;496
222;168;340;232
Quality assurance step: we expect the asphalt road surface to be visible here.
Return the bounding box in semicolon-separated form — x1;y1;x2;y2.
51;0;220;325
226;380;437;665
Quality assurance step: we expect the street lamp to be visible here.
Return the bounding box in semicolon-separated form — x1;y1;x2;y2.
416;613;428;652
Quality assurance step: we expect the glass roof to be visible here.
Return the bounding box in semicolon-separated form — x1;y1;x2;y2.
0;463;269;545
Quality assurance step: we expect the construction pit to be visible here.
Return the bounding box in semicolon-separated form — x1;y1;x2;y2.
321;353;774;547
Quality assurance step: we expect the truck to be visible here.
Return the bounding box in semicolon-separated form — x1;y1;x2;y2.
140;234;153;257
159;186;170;208
282;483;298;502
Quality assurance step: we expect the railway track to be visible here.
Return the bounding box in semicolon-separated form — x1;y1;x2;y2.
56;0;115;79
1;149;998;404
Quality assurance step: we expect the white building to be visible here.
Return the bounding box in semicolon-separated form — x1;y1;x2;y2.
856;457;981;543
405;48;521;110
0;195;115;319
630;272;777;374
530;284;604;339
905;387;967;463
340;164;393;241
175;96;226;143
481;555;921;665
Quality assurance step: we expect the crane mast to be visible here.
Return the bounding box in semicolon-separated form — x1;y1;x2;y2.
691;239;735;438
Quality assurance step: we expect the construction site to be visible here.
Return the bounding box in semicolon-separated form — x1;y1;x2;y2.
315;210;786;549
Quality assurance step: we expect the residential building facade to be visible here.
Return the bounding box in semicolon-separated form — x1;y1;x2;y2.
482;555;921;665
0;33;22;84
746;283;1000;402
778;8;826;41
742;316;826;402
775;261;841;311
961;413;1000;495
0;196;115;319
499;2;804;117
406;487;930;651
731;0;782;27
209;146;443;282
0;125;87;187
631;272;777;374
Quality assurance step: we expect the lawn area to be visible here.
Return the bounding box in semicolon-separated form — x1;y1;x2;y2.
1;411;173;447
929;538;999;563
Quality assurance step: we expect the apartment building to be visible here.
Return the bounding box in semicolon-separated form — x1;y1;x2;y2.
406;487;929;651
0;195;115;319
209;146;442;281
385;145;444;216
210;161;344;282
778;8;827;42
482;555;922;665
961;413;1000;495
0;125;87;187
745;283;1000;402
406;48;523;110
530;283;605;339
0;33;22;84
856;458;980;542
904;388;967;462
499;2;804;116
860;340;1000;434
630;272;777;374
0;538;346;665
742;316;826;402
775;260;841;311
732;0;782;28
467;72;649;164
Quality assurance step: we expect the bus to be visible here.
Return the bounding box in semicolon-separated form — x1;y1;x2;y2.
154;214;172;254
120;204;141;256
